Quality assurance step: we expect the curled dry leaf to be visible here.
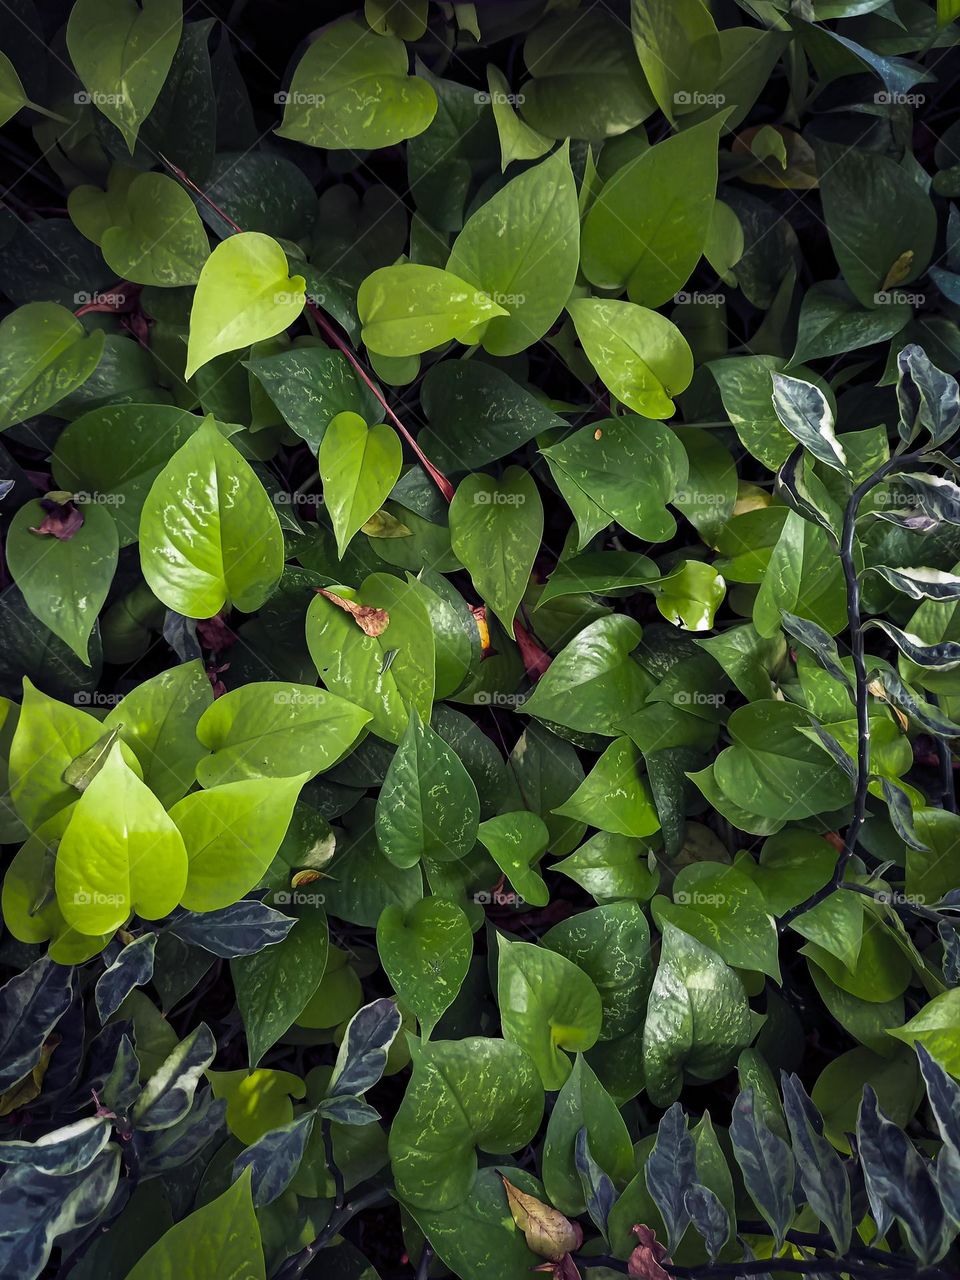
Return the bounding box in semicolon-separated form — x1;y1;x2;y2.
316;587;390;637
628;1225;672;1280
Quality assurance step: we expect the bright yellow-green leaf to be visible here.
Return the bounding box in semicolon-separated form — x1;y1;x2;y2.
358;264;509;357
185;232;305;380
0;303;104;432
319;411;403;558
55;745;188;935
276;16;437;150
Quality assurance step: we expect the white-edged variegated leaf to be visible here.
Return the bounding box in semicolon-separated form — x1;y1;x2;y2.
771;373;848;475
870;565;960;602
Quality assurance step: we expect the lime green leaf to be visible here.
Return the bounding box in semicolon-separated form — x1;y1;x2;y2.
307;574;435;744
55;745;188;935
170;773;307;911
276;16;437;150
630;0;720;123
185;233;305;379
567;298;693;418
581;113;728;306
0;51;28;128
139;419;284;617
449;468;543;633
194;681;371;787
389;1037;544;1209
553;831;659;904
103;662;213;808
0;303;104;431
7;680;136;832
5;500;118;665
66;0;184;152
100;171;209;286
553;737;660;838
376;897;473;1036
375;711;480;867
486;65;550;171
358;264;508;357
125;1168;264;1280
446;146;580;356
319;411;403;558
647;560;726;631
888;990;960;1076
497;935;603;1089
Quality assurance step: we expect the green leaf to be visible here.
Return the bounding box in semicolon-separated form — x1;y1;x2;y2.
541;415;688;549
100;172;209;286
519;9;655;139
711;700;851;822
0;303;104;431
581;113;727;307
185;233;305;379
233;907;329;1066
276;16;437;150
139;419;284;618
319;411;403;558
543;901;652;1040
553;737;660;838
358;264;508;357
792;281;911;364
389;1037;543;1209
888;990;960;1076
812;1046;922;1155
170;773;307;911
125;1167;264;1280
5;501;118;665
55;745;188;935
653;862;781;982
376;897;472;1036
403;1166;544;1280
710;356;831;472
497;934;603;1089
449;468;543;633
103;661;213;807
542;1054;634;1215
486;65;550;171
817;141;936;309
553;831;659;904
522;616;653;736
66;0;184;153
476;811;550;908
194;681;371;787
0;51;28;128
753;511;848;638
643;922;757;1107
647;560;726;632
52;404;206;547
375;711;480;867
307;574;435;744
630;0;720;123
446;146;579;356
566;298;693;419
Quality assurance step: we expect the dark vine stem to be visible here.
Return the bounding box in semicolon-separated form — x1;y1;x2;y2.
780;453;923;930
321;1116;345;1212
932;694;958;814
273;1185;392;1280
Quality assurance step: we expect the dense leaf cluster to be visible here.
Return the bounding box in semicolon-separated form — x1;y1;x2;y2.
3;1;960;1277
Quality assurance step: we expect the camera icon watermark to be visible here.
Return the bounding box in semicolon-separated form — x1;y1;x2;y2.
74;690;122;707
673;90;726;107
674;291;724;307
74;90;126;106
274;90;325;106
675;890;727;907
474;888;525;906
271;889;326;907
474;490;525;506
674;690;725;708
474;90;525;106
875;91;925;106
874;290;925;306
473;691;527;708
73;890;124;906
